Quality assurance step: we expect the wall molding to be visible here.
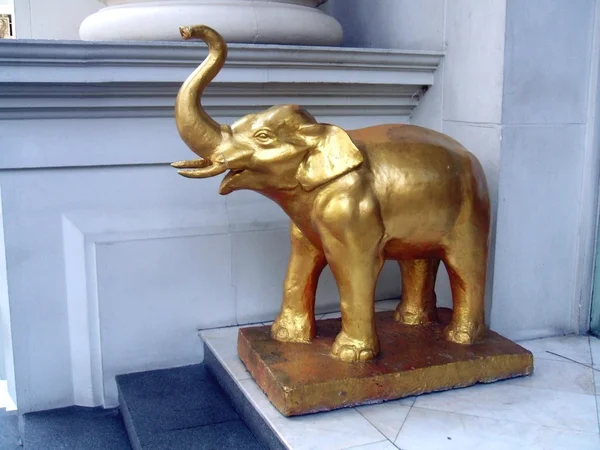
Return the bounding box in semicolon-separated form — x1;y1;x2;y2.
0;40;442;121
62;203;289;407
0;40;443;78
0;83;423;120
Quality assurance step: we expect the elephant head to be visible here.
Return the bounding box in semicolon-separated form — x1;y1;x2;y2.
172;25;364;195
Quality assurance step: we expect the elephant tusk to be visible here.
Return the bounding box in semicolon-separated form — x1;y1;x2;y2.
171;159;212;169
176;162;227;178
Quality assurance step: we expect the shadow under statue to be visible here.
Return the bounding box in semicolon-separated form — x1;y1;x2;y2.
172;25;533;416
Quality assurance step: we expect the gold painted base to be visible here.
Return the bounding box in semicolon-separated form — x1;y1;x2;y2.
237;309;534;417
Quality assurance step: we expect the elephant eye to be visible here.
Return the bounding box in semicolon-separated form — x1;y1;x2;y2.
254;130;274;142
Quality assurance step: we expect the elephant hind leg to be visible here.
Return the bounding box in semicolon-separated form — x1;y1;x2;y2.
395;259;440;325
442;239;487;344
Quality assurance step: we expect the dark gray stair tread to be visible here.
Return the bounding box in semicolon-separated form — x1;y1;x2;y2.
118;364;264;449
139;420;265;450
23;407;131;450
0;413;20;450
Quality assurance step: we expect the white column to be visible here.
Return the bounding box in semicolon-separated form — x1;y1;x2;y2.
80;0;343;45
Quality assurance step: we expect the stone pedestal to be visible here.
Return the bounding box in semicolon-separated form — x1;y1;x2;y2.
79;0;343;45
237;309;534;416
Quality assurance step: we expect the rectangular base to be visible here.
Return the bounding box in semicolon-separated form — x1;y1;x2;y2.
237;309;534;417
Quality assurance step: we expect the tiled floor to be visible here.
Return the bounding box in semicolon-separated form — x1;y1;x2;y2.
201;299;600;450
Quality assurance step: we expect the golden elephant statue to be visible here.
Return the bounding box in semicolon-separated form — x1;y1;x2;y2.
173;26;491;362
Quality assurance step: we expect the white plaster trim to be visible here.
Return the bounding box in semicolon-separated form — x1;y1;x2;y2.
62;206;289;407
0;40;442;84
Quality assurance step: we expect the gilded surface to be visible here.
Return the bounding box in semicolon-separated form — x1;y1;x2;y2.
238;309;534;416
173;25;491;362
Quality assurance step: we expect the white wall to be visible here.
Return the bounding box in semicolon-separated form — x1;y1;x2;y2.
325;0;444;51
0;0;14;21
14;0;101;39
491;0;598;339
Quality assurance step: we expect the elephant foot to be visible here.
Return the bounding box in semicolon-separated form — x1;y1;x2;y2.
394;304;437;325
331;331;379;362
271;312;314;343
443;320;485;344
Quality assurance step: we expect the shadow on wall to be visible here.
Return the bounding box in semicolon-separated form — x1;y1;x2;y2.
322;0;445;50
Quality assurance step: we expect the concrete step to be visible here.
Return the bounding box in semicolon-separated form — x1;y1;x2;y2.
202;342;285;450
117;364;265;450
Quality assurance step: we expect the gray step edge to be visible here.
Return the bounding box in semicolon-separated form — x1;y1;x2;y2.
203;343;286;450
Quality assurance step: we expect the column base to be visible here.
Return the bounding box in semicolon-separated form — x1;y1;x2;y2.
79;0;343;45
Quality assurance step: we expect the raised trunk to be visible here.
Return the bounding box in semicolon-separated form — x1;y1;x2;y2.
175;25;227;159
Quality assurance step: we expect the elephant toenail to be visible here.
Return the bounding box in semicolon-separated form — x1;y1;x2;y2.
358;350;375;361
338;346;357;362
275;327;288;340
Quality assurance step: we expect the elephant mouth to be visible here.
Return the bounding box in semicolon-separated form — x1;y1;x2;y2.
219;168;245;195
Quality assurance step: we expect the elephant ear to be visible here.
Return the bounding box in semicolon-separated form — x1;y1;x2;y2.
296;124;363;191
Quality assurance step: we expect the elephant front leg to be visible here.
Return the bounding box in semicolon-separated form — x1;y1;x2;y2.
318;212;384;362
328;246;384;362
272;223;326;343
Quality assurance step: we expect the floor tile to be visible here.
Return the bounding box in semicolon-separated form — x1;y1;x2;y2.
201;326;252;381
205;325;600;449
396;407;600;450
239;379;386;450
374;299;400;312
413;382;598;432
590;336;600;365
501;357;595;395
345;441;397;450
518;335;591;364
200;325;243;354
356;400;412;441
